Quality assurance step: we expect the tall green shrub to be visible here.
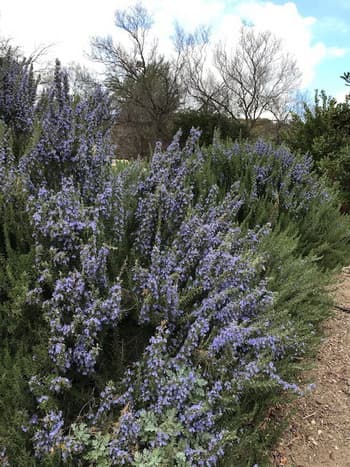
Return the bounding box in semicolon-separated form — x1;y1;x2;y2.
282;90;350;211
173;110;248;147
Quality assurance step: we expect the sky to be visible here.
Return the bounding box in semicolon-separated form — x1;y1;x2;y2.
0;0;350;102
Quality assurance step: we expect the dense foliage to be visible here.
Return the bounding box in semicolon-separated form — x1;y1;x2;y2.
173;110;248;147
0;52;349;466
198;137;350;269
283;90;350;212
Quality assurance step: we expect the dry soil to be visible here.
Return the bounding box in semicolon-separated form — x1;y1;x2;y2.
271;269;350;467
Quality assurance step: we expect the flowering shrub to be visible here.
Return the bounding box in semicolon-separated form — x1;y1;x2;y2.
20;59;112;201
0;56;347;466
25;126;306;466
0;50;37;138
201;139;327;214
103;192;278;465
199;138;350;268
135;129;203;257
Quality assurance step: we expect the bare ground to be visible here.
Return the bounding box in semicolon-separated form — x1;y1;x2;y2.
271;270;350;467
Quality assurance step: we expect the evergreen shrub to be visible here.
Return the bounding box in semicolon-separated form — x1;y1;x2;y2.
0;56;348;466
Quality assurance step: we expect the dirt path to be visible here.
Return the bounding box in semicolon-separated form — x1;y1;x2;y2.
271;270;350;467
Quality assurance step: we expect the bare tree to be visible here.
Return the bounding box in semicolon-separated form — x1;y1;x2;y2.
90;2;183;158
181;25;301;134
173;25;219;111
65;62;100;97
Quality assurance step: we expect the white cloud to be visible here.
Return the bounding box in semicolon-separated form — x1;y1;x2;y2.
0;0;225;67
0;0;117;66
0;0;346;91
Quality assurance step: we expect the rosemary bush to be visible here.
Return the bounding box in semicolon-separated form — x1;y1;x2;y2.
0;55;348;466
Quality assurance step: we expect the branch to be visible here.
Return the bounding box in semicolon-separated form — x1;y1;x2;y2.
334;304;350;314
